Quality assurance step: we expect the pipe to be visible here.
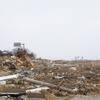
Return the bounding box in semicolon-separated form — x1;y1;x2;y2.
23;77;75;93
0;74;19;81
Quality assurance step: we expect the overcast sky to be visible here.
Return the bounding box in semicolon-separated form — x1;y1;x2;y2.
0;0;100;60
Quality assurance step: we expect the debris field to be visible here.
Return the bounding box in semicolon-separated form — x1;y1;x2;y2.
0;51;99;99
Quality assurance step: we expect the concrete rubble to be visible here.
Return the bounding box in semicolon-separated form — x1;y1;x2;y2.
0;50;99;99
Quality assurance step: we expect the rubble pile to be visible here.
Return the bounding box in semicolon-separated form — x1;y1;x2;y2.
0;55;100;99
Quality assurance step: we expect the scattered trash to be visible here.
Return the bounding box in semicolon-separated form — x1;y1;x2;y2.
0;81;6;85
77;76;85;80
54;75;65;79
73;87;78;92
70;67;77;70
26;87;50;93
19;71;36;75
0;47;99;99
